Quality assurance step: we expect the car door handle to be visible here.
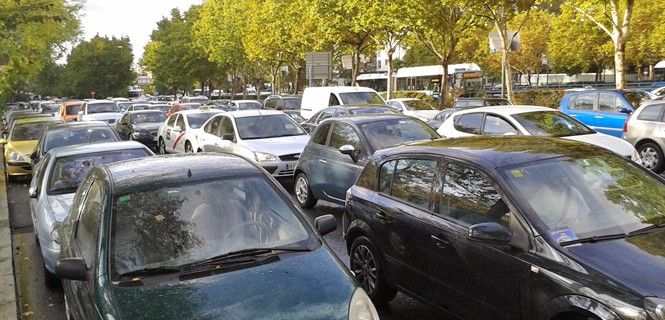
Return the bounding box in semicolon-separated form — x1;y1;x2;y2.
430;234;450;249
375;210;392;223
318;159;327;164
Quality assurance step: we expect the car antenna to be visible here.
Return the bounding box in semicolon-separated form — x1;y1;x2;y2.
187;169;192;178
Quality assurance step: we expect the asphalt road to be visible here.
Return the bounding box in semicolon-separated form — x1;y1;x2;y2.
7;178;445;320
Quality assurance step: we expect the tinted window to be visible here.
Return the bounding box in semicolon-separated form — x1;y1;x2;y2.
219;117;235;139
360;118;439;151
440;163;508;227
329;94;341;106
637;105;664;121
572;93;595;110
598;93;624;113
65;104;81;115
44;127;118;152
76;181;103;268
311;122;331;145
282;98;301;110
391;159;437;210
483;115;518;135
379;160;397;194
235;114;306;139
204;116;221;134
329;123;362;151
87;103;119;114
512;111;594;137
454;113;483;134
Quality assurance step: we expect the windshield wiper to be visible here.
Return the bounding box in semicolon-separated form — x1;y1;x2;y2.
118;266;182;279
182;246;311;270
628;223;665;237
559;233;627;246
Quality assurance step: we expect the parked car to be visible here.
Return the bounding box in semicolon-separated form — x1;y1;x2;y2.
3;117;63;179
263;95;302;110
300;106;397;134
559;89;653;137
56;153;376;320
4;113;56;134
651;86;665;97
180;95;209;105
198;110;309;178
29;142;152;286
294;114;440;208
345;135;665;320
437;105;639;161
58;101;83;122
31;121;120;165
385;98;439;120
166;102;200;117
623;101;665;173
125;103;151;112
78;100;122;124
146;104;171;114
430;97;514;128
40;103;61;114
157;109;224;154
115;110;167;149
227;100;263;111
300;86;386;119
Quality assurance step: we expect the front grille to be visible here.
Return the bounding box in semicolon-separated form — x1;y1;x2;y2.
279;153;301;161
277;169;295;176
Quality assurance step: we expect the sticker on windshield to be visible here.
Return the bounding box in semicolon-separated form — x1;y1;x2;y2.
510;169;524;178
550;228;578;243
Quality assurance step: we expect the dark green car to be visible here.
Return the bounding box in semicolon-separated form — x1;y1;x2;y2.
56;153;378;319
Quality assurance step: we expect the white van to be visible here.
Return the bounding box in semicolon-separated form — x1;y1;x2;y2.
300;86;386;119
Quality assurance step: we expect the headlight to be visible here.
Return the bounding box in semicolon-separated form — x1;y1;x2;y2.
7;149;26;162
348;288;379;320
253;151;278;162
645;297;665;320
50;222;62;245
133;130;150;137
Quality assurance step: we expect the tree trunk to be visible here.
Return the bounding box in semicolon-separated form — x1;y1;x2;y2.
636;65;642;81
649;64;655;81
351;46;362;86
501;40;515;102
293;64;301;94
386;49;394;100
439;61;448;109
614;39;626;89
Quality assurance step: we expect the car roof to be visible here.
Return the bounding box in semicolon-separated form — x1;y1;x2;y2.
47;141;148;158
46;121;110;131
103;153;263;194
331;113;416;125
450;105;552;116
126;110;165;114
226;109;284;118
376;136;610;168
13;116;61;125
304;86;377;94
85;100;114;104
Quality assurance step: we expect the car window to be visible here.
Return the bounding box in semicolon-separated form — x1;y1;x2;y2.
310;122;331;145
328;123;362;151
166;115;177;127
379;160;397;194
204;116;221;134
44;127;119;153
623;91;651;109
571;93;595;110
120;114;129;125
76;181;103;269
338;92;384;105
454;113;483;135
440;162;509;227
390;159;437;210
360;118;440;151
235;114;306;140
264;98;276;109
32;154;51;191
175;115;186;130
317;109;337;124
483;115;518;135
637;105;664;122
512;111;594;137
329;93;341;106
598;93;623;113
131;112;166;124
219;117;235;139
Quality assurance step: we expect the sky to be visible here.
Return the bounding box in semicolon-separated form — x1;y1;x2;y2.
80;0;202;64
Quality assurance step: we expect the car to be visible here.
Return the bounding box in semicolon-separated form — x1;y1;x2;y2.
166;102;200;117
385;98;439;120
284;110;306;123
559;89;653;137
198;110;309;178
651;86;665;97
55;153;377;320
300;106;397;134
31;121;120;165
78;100;123;124
125;103;152;112
157;109;224;154
437;105;640;161
227;99;263;111
294;114;440;208
59;101;83;122
4;113;56;135
263;95;302;110
115;101;133;112
300;86;386;120
452;97;512;108
623;101;665;173
146;104;171;114
28;141;152;286
180;95;209;105
3;117;63;179
345;135;665;320
40;102;61;114
115;110;167;149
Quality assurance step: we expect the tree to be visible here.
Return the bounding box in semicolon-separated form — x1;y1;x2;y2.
567;0;635;89
625;0;665;80
508;9;552;85
62;36;134;98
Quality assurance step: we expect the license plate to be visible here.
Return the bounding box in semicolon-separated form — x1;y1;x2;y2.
286;163;296;170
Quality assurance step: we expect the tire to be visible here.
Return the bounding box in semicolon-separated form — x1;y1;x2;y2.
350;236;397;305
185;141;193;153
638;142;665;173
158;138;167;155
43;265;59;289
294;172;317;208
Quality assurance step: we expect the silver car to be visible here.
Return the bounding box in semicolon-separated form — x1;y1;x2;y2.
28;141;153;285
624;101;665;173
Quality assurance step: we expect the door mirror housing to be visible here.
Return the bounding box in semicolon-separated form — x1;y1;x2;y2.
314;214;337;236
28;186;38;198
468;222;512;244
339;145;359;163
56;257;89;281
618;107;632;114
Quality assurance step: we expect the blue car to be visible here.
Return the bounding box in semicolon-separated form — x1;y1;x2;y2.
559;89;652;137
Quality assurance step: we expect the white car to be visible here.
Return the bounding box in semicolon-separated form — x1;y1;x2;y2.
78;100;123;124
197;110;310;178
157;109;225;154
300;86;385;119
651;86;665;97
227;100;263;110
437;105;640;161
386;98;439;120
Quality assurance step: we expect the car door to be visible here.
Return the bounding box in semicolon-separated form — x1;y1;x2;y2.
207;116;235;153
300;122;332;199
565;92;599;131
162;114;177;150
199;115;222;151
427;161;531;319
171;115;187;153
324;122;368;202
596;92;630;137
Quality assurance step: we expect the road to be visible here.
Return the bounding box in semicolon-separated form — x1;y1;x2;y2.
7;178;444;319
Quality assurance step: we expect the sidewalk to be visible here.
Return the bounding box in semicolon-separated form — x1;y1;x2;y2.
0;151;18;319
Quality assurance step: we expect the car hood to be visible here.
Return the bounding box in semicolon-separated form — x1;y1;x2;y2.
6;140;38;157
83;113;122;120
566;229;665;297
239;135;310;156
133;122;162;131
563;133;635;157
108;247;355;320
46;193;75;222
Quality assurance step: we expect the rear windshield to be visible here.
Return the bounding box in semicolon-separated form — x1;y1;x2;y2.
238;101;263;110
44;127;119;153
87;103;120;114
283;98;302;110
359;118;439;151
10;122;52;141
403;100;435;111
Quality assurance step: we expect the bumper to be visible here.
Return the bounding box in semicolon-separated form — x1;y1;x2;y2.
259;160;298;177
6;161;32;176
39;241;60;274
132;134;158;148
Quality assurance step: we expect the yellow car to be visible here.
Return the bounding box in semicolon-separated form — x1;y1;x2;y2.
3;117;62;179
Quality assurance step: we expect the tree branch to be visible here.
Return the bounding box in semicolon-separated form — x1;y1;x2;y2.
570;4;613;38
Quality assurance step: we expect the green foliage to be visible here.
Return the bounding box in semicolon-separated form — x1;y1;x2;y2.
513;89;566;108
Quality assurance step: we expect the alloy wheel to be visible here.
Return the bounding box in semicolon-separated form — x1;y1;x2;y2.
295;175;309;204
352;244;378;295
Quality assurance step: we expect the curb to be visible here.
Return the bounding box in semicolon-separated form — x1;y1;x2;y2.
0;148;18;319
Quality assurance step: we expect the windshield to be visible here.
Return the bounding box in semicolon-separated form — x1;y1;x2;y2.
44;127;118;153
360;118;440;151
65;105;81;115
186;113;217;129
87;103;120;114
10;122;52;141
282;98;301;110
236;114;306;140
131;112;166;124
403;100;435;111
286;112;305;123
512;111;594;137
238;101;262;110
110;176;312;278
339;92;385;105
623;91;652;109
503;156;665;243
48;149;149;195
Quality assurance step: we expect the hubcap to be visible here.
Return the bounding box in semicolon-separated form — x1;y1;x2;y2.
295;176;309;204
352;244;377;295
640;147;658;169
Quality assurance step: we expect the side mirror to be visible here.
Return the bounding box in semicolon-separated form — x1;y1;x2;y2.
314;214;337;236
339;145;359;163
619;107;632;114
56;257;89;281
468;222;512;244
28;186;38;198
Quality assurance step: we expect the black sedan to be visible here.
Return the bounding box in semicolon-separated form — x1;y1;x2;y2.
345;136;665;320
115;110;167;148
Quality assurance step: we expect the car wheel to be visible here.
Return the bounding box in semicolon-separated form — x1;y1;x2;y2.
294;173;317;208
158;138;167;155
638;142;665;173
350;236;397;305
185;141;193;153
43;265;59;289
